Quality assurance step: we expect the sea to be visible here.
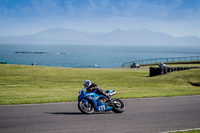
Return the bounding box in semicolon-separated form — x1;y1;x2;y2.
0;44;200;68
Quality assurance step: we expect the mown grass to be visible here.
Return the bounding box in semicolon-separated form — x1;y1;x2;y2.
0;64;200;105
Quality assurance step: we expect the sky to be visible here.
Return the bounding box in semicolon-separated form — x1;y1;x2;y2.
0;0;200;37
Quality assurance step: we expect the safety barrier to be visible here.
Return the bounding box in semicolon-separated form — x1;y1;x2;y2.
150;67;200;77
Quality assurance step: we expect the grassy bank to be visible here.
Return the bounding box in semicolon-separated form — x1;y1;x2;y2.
0;64;200;105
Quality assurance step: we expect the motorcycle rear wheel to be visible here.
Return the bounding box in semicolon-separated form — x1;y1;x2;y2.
78;100;94;114
112;98;125;113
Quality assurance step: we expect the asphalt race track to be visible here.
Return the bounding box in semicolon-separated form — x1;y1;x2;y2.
0;95;200;133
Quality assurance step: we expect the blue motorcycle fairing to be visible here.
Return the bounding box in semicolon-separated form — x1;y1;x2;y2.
78;89;87;101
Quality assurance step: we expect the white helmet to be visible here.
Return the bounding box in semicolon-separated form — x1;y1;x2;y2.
83;80;91;88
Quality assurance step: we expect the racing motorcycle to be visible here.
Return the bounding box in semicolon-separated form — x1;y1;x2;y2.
78;88;125;114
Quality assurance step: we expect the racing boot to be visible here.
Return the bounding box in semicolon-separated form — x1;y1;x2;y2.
106;94;115;104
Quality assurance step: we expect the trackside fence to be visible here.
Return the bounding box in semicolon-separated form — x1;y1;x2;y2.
121;56;200;67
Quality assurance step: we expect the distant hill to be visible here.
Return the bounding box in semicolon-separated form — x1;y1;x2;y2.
0;28;200;46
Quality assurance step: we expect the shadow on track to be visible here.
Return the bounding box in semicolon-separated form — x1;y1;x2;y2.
46;112;83;115
45;111;115;115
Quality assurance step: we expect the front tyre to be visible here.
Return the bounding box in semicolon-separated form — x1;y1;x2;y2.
112;98;125;113
78;100;94;114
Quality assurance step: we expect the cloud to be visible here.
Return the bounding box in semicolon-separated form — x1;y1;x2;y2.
0;0;198;19
0;0;200;37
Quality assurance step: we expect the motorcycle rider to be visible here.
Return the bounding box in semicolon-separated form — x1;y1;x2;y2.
83;80;112;101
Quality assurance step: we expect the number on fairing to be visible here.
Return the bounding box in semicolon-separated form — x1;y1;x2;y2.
98;105;105;111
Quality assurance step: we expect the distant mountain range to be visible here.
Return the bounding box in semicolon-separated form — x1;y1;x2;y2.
0;28;200;46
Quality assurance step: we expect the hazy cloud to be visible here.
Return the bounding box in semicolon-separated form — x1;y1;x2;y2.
0;0;200;37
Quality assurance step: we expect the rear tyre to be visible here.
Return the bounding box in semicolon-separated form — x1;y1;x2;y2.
78;100;94;114
112;98;125;113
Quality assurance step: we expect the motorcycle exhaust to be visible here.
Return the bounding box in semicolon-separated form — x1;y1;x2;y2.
109;91;116;96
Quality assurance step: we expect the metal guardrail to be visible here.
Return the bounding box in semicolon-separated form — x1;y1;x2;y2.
121;56;200;67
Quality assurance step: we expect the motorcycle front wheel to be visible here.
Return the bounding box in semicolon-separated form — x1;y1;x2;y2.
78;100;94;114
112;98;125;113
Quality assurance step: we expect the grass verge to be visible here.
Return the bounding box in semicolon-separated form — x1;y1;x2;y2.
0;64;200;105
169;129;200;133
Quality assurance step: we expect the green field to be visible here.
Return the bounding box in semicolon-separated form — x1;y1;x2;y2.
0;64;200;105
